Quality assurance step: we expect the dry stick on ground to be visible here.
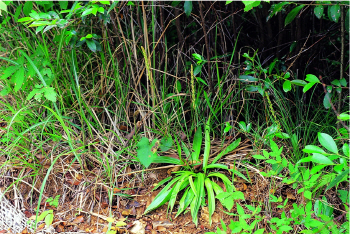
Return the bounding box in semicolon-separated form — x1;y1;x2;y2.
319;76;349;131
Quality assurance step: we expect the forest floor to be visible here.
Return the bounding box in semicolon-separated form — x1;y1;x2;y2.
0;136;308;234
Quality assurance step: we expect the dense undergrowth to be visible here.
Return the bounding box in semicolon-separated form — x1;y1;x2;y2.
0;1;349;233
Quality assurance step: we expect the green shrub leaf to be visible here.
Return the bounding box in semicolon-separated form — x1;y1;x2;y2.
326;169;349;191
283;80;291;92
285;5;305;26
318;133;338;154
136;137;159;168
314;5;324;19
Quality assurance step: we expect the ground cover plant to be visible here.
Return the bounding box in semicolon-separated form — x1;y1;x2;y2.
0;1;349;233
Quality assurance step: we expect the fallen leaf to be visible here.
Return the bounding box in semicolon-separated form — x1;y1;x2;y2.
286;191;296;200
129;220;145;234
72;215;84;224
21;227;28;233
156;226;167;231
106;217;115;223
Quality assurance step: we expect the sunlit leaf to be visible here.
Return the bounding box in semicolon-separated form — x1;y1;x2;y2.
318;132;338;154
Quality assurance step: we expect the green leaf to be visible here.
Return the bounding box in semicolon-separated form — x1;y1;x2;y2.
254;229;265;234
305;74;320;83
291;79;307;86
338;113;350;121
285;5;305;26
18;17;32;22
326;169;349;191
246;85;258;92
184;1;192;17
318;132;338;154
329;4;340;23
304;190;312;200
323;93;331;109
81;8;94;17
152;156;182;165
239;75;259;82
205;164;228;170
238;121;247;131
193;64;203;76
252;154;266;160
331;79;340;86
160;136;173;152
303;82;316;93
242;1;261;12
204;178;215;226
297;153;334;165
45;212;54;227
37;210;52;222
136;137;159;168
314;5;324;19
23;1;33;16
43;87;57;102
58;1;68;9
192;126;202;161
339;78;347;87
303;145;326;154
1;65;19;80
283;80;291;92
14;67;25;92
225;1;233;5
86;39;97;52
342;143;349;157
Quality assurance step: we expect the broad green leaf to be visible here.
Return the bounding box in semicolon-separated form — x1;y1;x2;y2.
285;5;305;26
331;79;340;86
291;79;307;86
160;136;173;152
303;145;326;154
339;78;347;87
192;126;202;161
18;17;32;22
225;0;233;4
23;1;33;16
136;137;159;168
81;8;94;17
43;87;57;102
36;25;45;34
45;212;54;227
303;82;316;93
193;64;203;76
210;181;224;195
323;93;331;109
304;190;312;199
298;153;334;165
58;1;68;9
242;1;261;12
144;188;172;214
314;5;324;19
238;121;247;131
37;210;52;222
152;176;172;191
1;65;19;79
310;165;327;174
86;39;97;52
305;74;320;83
342;143;349;157
252;155;266;160
283;80;291;92
232;191;245;200
318;132;338;154
239;75;259;82
254;229;265;234
204;178;215;226
338;113;350;121
326;169;349;191
184;1;192;17
14;67;25;92
330;4;340;23
246;85;258;92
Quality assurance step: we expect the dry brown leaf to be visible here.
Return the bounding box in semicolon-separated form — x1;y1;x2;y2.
72;215;84;224
286;191;296;200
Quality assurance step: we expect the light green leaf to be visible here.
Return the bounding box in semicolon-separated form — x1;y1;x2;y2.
303;145;326;154
285;5;305;26
14;67;25;92
1;65;19;80
204;178;215;226
242;1;261;12
283;80;291;92
304;190;312;200
239;75;259;82
298;153;334;165
160;136;173;152
342;143;349;157
45;212;54;227
305;74;320;83
210;138;240;164
37;210;52;222
203;119;211;172
303;82;316;93
318;132;338;154
192;126;202;161
136;137;160;168
338;113;350;121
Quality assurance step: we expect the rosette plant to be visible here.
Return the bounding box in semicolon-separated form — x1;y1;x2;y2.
144;119;244;226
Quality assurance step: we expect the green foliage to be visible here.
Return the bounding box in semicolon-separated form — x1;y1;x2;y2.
144;119;242;226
